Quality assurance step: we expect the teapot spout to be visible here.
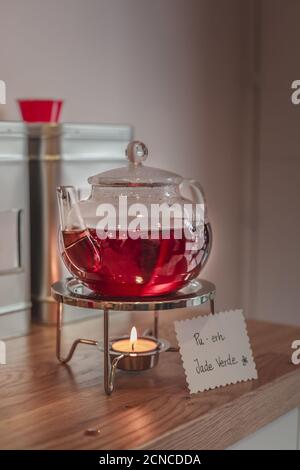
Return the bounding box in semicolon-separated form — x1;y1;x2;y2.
57;186;102;281
57;186;85;231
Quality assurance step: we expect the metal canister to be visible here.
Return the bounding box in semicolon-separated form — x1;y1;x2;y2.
0;122;31;338
27;124;62;323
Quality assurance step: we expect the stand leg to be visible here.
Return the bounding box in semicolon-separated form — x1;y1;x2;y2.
154;310;159;338
103;307;111;395
108;355;125;392
103;308;134;395
142;310;159;338
56;301;97;364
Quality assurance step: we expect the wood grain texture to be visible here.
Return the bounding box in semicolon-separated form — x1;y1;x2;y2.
0;309;300;450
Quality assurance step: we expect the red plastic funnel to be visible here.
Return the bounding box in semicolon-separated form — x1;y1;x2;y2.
17;99;63;123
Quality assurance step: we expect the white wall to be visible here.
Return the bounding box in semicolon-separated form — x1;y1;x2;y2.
0;0;244;310
243;0;300;325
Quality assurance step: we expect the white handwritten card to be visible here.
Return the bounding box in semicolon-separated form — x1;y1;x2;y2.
174;310;258;393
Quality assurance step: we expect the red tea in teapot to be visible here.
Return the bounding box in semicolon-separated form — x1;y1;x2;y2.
61;226;209;297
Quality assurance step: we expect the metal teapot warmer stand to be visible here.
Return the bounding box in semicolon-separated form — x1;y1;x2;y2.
51;278;216;395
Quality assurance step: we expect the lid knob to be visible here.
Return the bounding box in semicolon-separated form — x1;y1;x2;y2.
126;141;148;166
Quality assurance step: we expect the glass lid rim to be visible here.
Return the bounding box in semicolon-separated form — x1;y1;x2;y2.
89;180;180;188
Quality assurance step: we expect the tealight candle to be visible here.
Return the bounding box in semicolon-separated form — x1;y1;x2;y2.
111;326;158;354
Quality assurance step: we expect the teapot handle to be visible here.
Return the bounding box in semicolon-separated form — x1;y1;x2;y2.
179;179;208;221
179;179;212;271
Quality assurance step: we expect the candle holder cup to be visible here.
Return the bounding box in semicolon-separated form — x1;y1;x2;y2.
99;335;170;372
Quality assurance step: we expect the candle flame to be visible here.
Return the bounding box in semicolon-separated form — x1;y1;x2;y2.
130;326;137;351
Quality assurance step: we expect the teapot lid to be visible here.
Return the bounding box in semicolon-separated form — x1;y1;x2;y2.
88;141;183;187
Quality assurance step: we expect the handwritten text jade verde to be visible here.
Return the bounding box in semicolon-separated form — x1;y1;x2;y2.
194;353;238;374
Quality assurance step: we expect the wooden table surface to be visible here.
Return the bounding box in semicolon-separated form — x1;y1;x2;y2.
1;308;300;450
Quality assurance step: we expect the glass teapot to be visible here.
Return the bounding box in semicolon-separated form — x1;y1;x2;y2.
57;141;212;297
